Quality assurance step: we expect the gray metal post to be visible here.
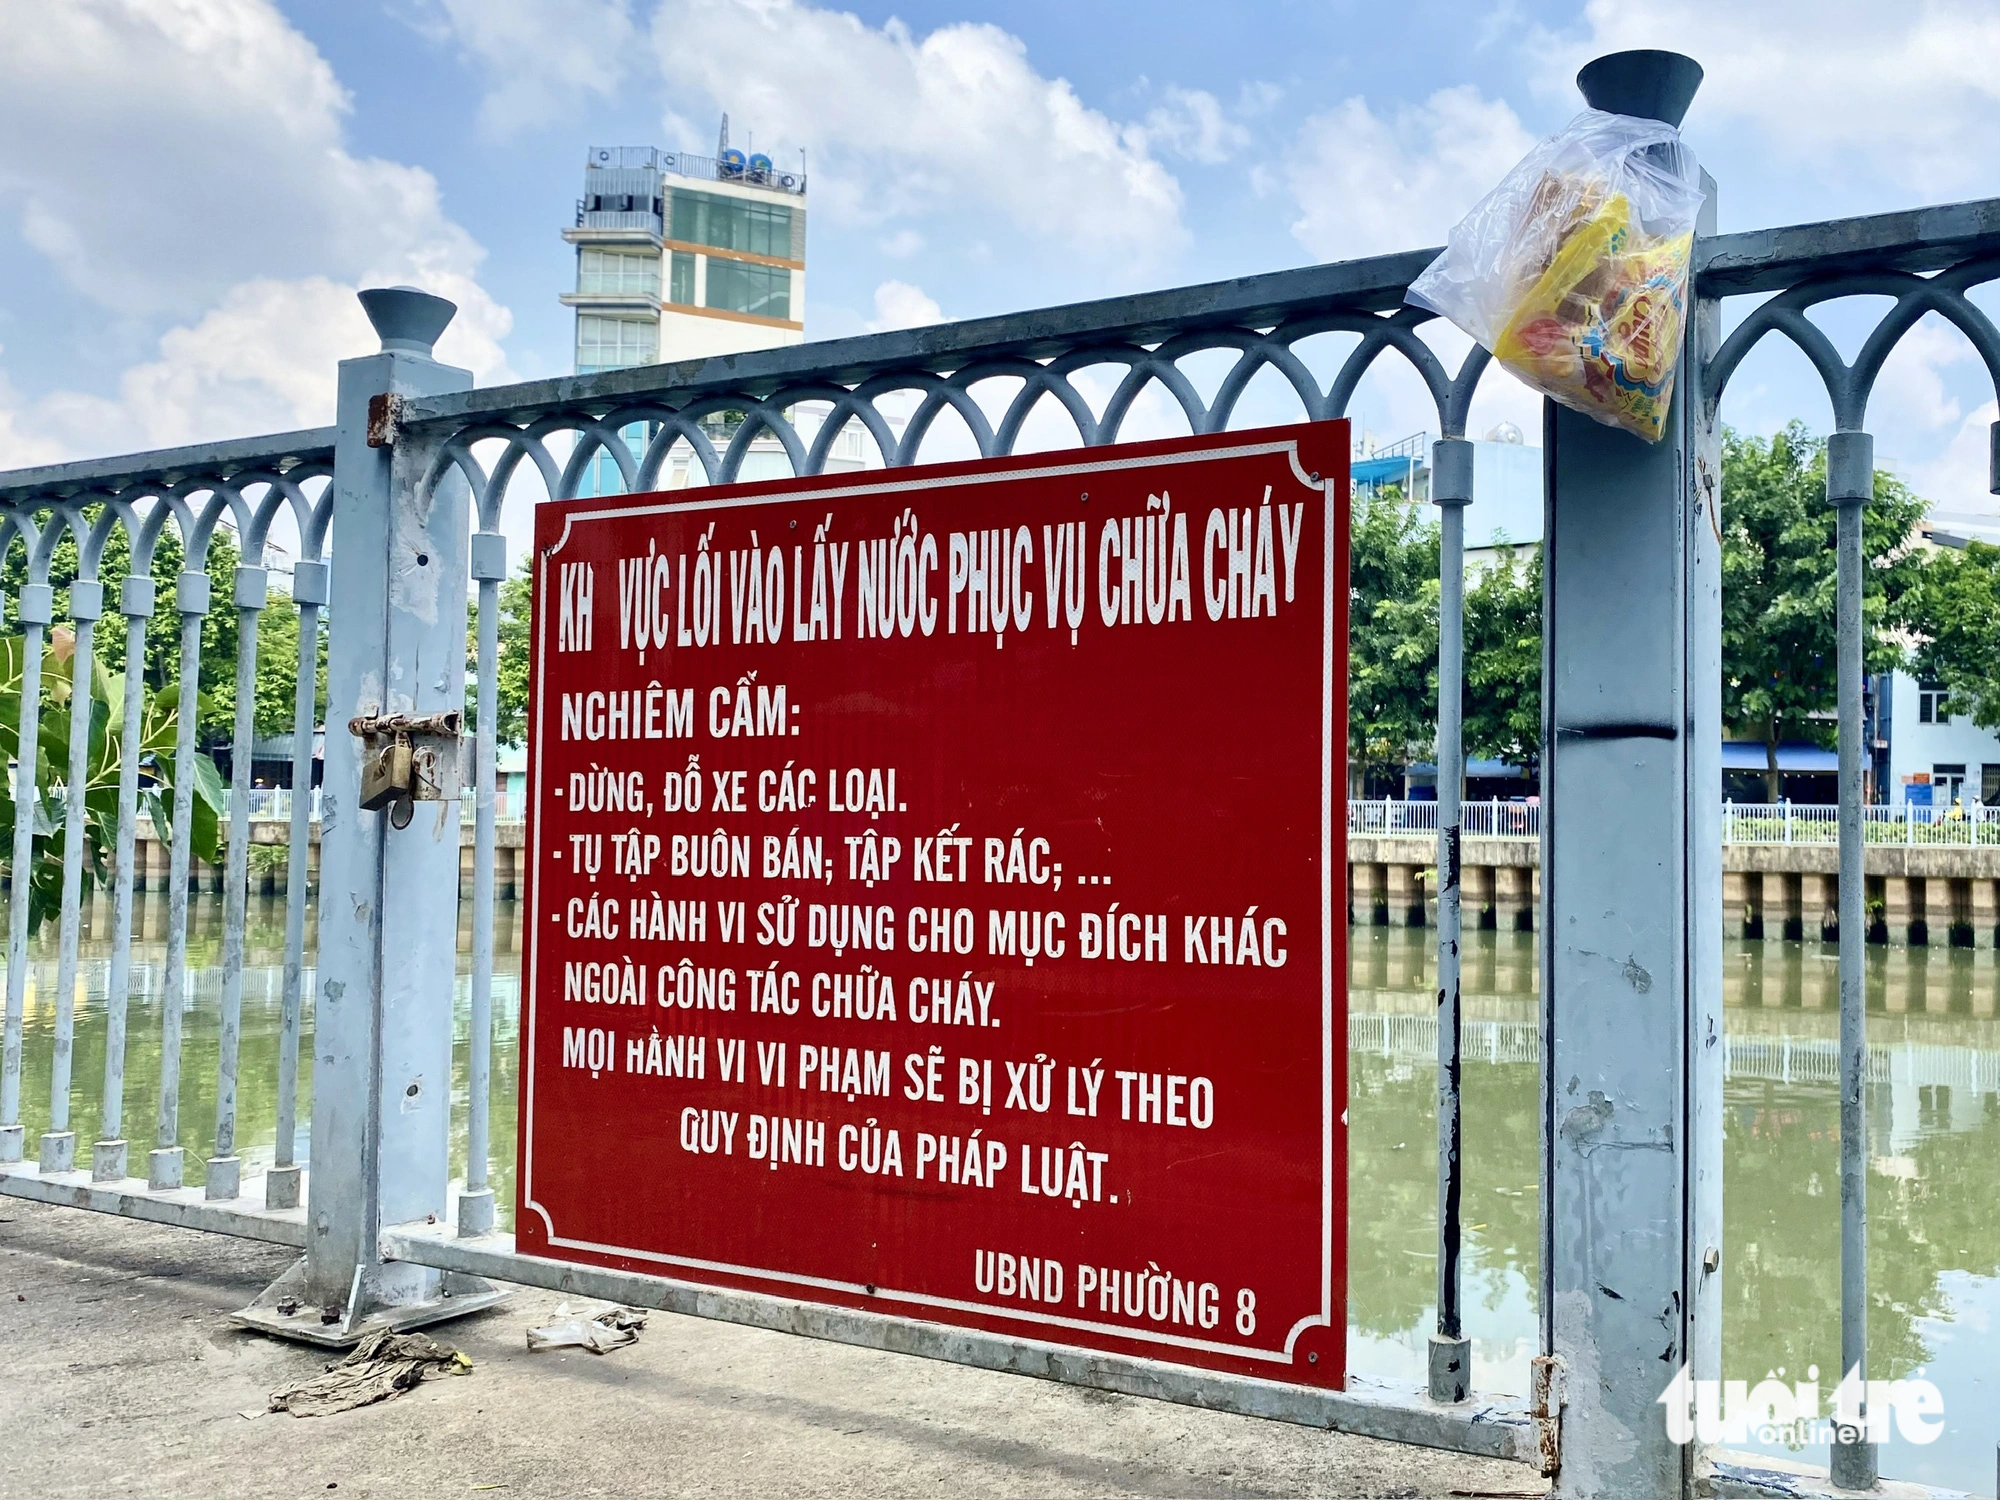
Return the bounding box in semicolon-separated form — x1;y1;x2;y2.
1430;436;1473;1403
268;560;325;1211
150;571;209;1191
1827;431;1876;1490
42;579;102;1174
94;576;153;1182
207;564;265;1201
234;286;501;1343
1541;51;1721;1498
459;530;504;1237
0;582;51;1164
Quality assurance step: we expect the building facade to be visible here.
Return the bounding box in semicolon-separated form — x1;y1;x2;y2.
563;141;864;493
565;143;807;373
1881;669;2000;809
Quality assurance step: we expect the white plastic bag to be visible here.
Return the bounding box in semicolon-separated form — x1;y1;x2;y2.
1407;109;1704;442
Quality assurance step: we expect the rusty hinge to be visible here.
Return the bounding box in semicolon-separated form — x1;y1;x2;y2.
1530;1353;1566;1477
367;391;404;448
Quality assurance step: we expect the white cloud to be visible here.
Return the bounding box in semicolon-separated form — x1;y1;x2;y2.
0;0;512;465
420;0;639;137
1533;0;2000;197
1285;86;1537;262
878;229;926;259
866;281;944;333
639;1;1185;261
1141;87;1251;165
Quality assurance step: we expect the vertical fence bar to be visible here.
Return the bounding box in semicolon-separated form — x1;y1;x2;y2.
207;563;265;1200
95;574;152;1180
0;581;51;1163
460;533;504;1235
151;568;209;1190
269;560;324;1210
1430;436;1472;1402
43;577;102;1174
1828;431;1877;1490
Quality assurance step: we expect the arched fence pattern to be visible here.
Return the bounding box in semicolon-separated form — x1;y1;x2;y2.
0;431;333;1214
1;184;1998;1491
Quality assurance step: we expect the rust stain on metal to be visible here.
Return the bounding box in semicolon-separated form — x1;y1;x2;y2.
1530;1353;1564;1477
367;392;403;448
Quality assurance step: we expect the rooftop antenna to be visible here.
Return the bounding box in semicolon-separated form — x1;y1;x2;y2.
717;113;728;158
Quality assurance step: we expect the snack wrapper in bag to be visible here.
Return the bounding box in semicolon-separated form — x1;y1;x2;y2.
1407;110;1704;442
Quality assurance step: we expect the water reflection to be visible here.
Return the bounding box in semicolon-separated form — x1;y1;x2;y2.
4;892;521;1213
1346;926;1999;1495
6;905;1995;1490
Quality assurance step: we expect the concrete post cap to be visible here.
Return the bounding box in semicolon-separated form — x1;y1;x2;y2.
357;286;457;357
1576;50;1703;128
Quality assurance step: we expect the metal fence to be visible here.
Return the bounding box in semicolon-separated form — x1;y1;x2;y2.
1349;798;1542;839
1;47;1997;1499
1350;798;2000;845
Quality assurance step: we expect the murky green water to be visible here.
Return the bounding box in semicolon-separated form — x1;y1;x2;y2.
1349;926;1999;1494
6;907;1995;1491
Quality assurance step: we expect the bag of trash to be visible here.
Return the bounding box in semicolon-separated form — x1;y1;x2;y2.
526;1302;647;1354
269;1327;472;1417
1406;109;1704;442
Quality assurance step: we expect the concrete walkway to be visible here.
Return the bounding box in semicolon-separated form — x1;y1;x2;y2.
0;1200;1540;1500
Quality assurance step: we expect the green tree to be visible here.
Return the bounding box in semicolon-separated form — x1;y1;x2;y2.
1463;543;1543;773
0;629;222;932
0;513;245;743
250;592;329;741
1720;423;1927;800
1905;539;2000;734
1348;486;1439;790
467;556;534;746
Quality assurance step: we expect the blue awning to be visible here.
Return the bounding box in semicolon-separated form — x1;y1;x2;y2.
1353;454;1423;487
1721;742;1838;772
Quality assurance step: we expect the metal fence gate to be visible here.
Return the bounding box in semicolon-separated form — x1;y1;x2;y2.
2;49;1998;1500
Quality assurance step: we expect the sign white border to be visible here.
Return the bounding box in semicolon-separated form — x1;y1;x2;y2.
519;435;1340;1367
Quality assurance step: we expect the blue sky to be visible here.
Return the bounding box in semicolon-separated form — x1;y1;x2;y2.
1;0;1997;525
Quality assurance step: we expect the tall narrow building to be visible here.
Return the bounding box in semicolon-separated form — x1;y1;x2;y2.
563;133;816;491
565;136;807;371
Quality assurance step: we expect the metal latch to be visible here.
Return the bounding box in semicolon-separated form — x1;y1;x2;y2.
349;711;463;828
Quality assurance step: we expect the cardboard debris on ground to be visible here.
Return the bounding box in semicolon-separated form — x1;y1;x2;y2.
268;1327;473;1417
526;1303;648;1354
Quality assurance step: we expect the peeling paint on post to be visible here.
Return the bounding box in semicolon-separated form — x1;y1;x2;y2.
236;287;499;1342
1540;51;1721;1499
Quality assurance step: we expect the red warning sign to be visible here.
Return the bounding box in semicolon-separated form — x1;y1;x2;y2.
519;423;1349;1386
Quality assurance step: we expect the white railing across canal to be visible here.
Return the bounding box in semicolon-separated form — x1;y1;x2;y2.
1348;799;2000;846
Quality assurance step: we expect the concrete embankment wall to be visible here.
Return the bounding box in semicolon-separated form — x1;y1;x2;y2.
69;822;2000;949
1348;834;2000;948
76;819;530;902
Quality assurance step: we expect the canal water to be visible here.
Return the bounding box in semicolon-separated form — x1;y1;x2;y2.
5;900;1995;1492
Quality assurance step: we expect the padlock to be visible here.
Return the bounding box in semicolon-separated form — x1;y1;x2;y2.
359;730;414;812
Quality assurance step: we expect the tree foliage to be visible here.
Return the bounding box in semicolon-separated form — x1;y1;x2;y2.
1347;488;1547;786
1719;422;1927;799
1463;544;1543;773
1348;487;1439;786
468;556;535;746
0;629;222;933
1906;539;2000;733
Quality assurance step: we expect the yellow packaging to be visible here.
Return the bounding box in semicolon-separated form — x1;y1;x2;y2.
1492;192;1692;442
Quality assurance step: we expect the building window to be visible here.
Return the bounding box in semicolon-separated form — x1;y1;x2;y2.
667;250;696;307
1983;764;2000;806
575;314;658;372
670;191;794;259
704;259;791;320
1917;683;1951;723
577;248;659;296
